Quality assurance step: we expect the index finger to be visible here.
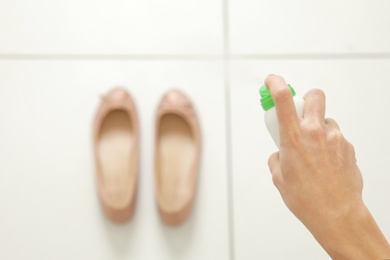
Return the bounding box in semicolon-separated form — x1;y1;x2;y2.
264;74;300;143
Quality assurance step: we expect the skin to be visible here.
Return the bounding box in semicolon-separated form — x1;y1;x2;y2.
265;74;390;259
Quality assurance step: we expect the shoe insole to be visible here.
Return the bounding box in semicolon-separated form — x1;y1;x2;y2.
158;114;195;212
98;110;134;208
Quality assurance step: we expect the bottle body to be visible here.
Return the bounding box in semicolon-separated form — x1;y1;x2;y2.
264;96;305;148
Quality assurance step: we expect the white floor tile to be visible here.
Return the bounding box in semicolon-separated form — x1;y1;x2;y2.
230;59;390;259
0;60;229;260
229;0;390;54
0;0;223;55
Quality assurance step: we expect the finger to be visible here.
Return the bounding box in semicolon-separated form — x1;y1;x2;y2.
264;75;300;141
324;118;340;130
303;88;326;121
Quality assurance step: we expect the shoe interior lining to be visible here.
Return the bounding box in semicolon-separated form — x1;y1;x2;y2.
157;114;195;212
98;109;135;208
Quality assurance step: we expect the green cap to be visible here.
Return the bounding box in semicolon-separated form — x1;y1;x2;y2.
259;84;296;111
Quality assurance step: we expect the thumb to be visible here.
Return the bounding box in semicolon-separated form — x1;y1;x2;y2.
268;152;280;174
268;152;283;188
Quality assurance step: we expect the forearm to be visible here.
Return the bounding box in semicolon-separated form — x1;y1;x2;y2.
310;204;390;259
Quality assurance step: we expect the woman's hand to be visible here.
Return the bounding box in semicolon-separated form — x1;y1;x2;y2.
265;74;390;259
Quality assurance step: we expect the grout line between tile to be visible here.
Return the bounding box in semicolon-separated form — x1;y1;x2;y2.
230;53;390;60
222;0;235;260
0;54;224;61
224;60;235;260
1;53;390;61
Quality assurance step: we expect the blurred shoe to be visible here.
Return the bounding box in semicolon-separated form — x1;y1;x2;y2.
93;88;139;223
154;90;201;225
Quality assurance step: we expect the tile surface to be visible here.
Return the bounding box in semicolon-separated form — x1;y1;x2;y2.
229;0;390;54
0;0;223;55
0;60;229;260
230;59;390;259
1;1;390;259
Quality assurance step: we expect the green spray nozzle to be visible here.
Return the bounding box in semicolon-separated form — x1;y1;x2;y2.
259;84;296;111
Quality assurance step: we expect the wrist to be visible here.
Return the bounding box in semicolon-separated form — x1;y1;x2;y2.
310;203;390;259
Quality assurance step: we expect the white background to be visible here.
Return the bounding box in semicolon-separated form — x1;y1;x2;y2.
0;0;389;259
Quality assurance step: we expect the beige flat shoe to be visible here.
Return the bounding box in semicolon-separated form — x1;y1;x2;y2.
93;88;139;223
154;90;201;225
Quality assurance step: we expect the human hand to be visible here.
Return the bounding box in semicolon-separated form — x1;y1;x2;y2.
265;74;390;259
